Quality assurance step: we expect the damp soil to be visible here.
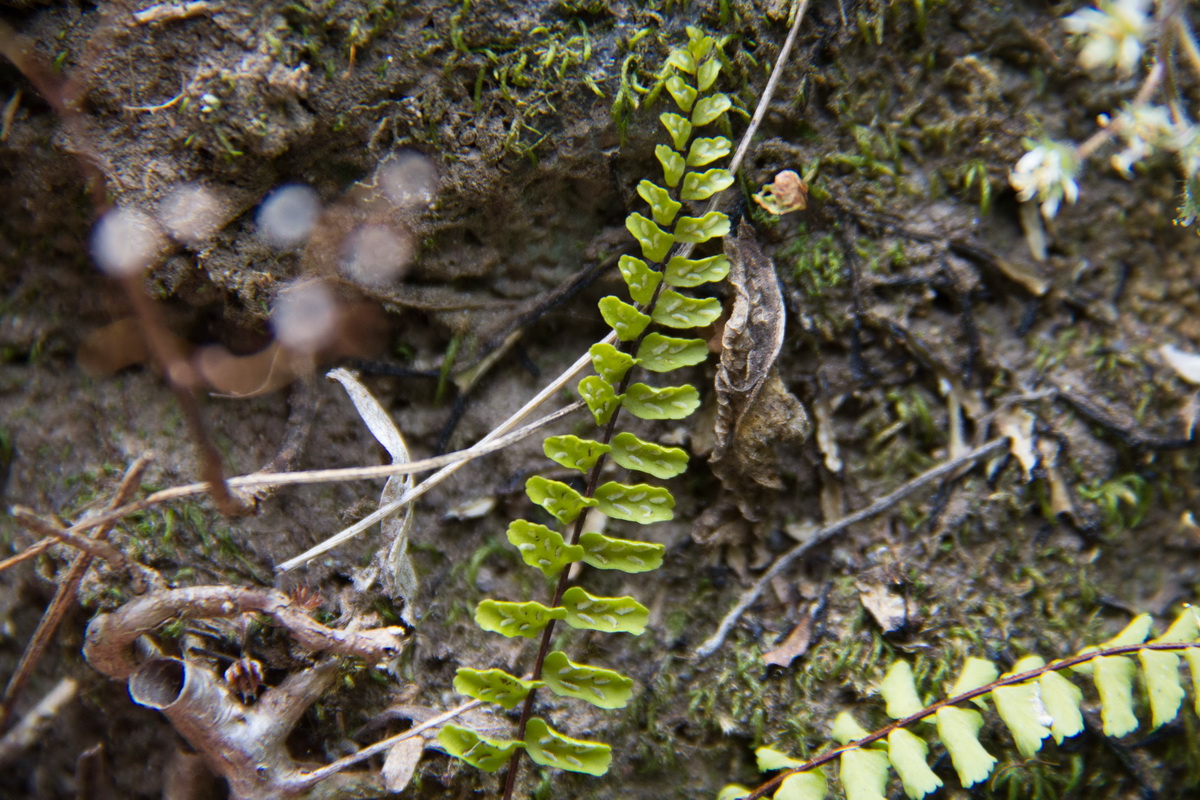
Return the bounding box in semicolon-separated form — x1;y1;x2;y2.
2;1;1200;799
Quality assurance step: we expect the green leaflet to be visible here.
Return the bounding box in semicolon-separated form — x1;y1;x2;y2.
652;289;722;328
437;724;522;772
623;382;701;420
774;771;826;800
686;136;732;167
561;586;649;634
831;713;888;800
1157;607;1200;643
667;48;696;74
1072;615;1151;736
656;144;686;188
599;296;651;341
831;710;870;743
542;650;633;709
475;599;566;639
626;210;675;261
1186;648;1200;715
696;57;720;92
755;747;807;771
665;253;730;287
1139;648;1185;729
524;717;612;776
579;532;665;573
636;332;709;372
1034;659;1085;742
840;748;889;800
610;431;688;479
589;342;638;385
660;112;692;151
525;475;596;525
691;93;732;126
637;179;681;227
1093;655;1140;736
618;255;662;305
453;668;542;711
1142;609;1200;727
578;375;622;425
992;676;1051;757
682;167;735;201
934;706;995;788
543;434;610;473
594;480;675;523
949;656;999;701
686;27;714;62
717;787;750;800
506;519;584;577
674;211;731;244
665;75;697;112
887;728;942;799
880;660;924;719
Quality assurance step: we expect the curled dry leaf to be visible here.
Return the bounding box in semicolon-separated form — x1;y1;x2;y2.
859;584;910;633
329;368;420;626
996;406;1038;481
700;223;809;536
752;170;809;215
761;615;814;668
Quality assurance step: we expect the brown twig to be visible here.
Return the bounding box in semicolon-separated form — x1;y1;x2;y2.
0;678;78;767
0;538;56;575
10;508;138;577
738;641;1200;800
83;585;409;680
693;437;1010;660
0;455;153;729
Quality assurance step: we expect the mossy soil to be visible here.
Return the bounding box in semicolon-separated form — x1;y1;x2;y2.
2;1;1200;799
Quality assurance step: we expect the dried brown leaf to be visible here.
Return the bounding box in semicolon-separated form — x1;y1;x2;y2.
712;221;788;461
382;736;425;793
859;584;909;633
761;616;813;667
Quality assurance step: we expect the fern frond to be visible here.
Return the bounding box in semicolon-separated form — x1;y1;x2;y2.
729;607;1200;800
447;26;737;792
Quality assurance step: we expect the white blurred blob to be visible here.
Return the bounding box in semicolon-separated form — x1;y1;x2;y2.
257;184;321;249
272;280;337;354
159;183;225;246
341;224;413;286
375;151;436;209
91;206;166;277
1160;344;1200;385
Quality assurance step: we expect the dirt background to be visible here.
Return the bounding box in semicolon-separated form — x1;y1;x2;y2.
2;0;1200;799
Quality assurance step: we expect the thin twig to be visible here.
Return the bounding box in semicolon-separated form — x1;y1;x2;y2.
1076;60;1164;161
10;509;137;580
276;393;594;570
693;437;1010;660
295;699;483;787
738;640;1200;800
0;678;78;766
83;586;409;681
726;0;810;178
53;401;582;546
1;456;152;730
0;538;55;575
